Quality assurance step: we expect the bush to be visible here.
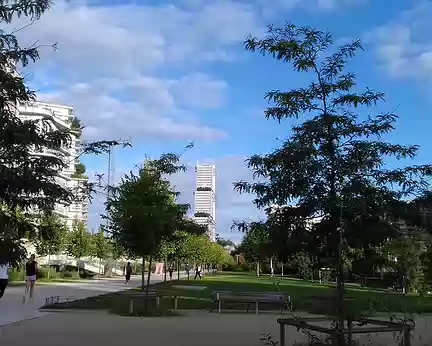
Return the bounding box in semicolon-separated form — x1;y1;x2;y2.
60;270;80;280
37;267;60;280
9;269;25;282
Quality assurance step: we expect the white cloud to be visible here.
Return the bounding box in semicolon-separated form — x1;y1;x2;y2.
368;2;432;83
13;0;262;141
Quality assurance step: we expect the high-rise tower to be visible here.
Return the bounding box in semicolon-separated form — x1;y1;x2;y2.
194;163;216;242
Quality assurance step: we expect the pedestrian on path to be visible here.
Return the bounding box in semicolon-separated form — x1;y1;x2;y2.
168;265;173;280
23;254;37;303
125;262;132;284
194;265;202;280
0;261;10;300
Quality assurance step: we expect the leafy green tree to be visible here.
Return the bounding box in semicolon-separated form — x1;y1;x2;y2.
35;213;68;278
109;238;125;275
66;220;91;274
384;229;430;293
237;222;272;277
105;153;191;306
92;228;109;275
181;234;210;275
235;24;432;344
0;1;131;266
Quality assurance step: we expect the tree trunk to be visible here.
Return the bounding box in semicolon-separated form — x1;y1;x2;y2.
144;255;153;314
256;261;260;277
177;261;180;280
281;262;284;277
141;257;145;291
99;258;102;276
77;257;80;275
47;253;51;280
164;256;167;284
270;257;274;277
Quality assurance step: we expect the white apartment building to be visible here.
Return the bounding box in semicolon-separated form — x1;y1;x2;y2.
194;163;216;242
18;101;88;229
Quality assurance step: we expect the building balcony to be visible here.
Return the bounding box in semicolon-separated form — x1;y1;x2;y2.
194;212;211;218
31;147;66;159
196;186;212;191
19;103;70;131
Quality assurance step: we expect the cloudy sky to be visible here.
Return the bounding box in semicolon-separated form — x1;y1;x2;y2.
16;0;432;243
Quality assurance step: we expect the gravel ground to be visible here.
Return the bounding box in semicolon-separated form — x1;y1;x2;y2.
1;310;431;346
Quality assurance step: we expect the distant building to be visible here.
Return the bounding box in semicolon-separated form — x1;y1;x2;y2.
194;163;216;242
17;101;88;229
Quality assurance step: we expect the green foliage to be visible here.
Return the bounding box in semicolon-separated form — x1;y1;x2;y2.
71;162;87;179
0;1;132;266
66;220;91;260
237;222;272;264
235;23;432;270
106;153;191;259
109;239;125;261
35;213;68;257
292;252;315;281
36;267;60;280
92;228;109;260
59;270;80;279
8;268;25;282
181;234;210;265
0;1;75;265
384;230;430;293
70;117;83;135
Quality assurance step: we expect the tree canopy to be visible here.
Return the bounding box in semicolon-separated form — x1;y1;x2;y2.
234;23;432;344
35;213;68;258
105;153;191;260
0;0;131;265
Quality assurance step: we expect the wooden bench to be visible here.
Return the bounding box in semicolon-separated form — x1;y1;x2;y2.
211;291;292;314
128;290;182;314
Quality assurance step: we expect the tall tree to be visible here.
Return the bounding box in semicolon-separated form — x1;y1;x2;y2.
35;213;68;278
66;220;91;274
105;153;191;311
235;24;432;345
237;222;272;277
92;227;109;275
0;0;131;266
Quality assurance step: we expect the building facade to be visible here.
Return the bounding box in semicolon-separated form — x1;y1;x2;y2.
17;101;88;229
194;163;216;242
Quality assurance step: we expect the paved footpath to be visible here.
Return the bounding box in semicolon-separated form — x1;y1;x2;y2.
0;273;183;327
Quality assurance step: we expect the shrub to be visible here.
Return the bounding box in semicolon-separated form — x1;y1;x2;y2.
37;267;60;280
60;270;80;280
9;269;25;282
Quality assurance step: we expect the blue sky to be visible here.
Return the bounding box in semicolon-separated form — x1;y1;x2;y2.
19;0;432;243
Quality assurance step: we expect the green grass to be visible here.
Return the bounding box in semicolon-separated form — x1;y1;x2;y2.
42;272;432;316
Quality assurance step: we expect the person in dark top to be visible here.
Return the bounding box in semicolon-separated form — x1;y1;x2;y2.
168;265;173;280
23;254;37;303
125;262;132;284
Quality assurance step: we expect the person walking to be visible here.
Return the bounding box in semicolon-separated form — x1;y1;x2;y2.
0;261;10;300
125;262;132;284
23;254;37;303
194;265;202;280
168;265;173;280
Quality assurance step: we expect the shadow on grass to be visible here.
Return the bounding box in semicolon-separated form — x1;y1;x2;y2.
42;272;432;316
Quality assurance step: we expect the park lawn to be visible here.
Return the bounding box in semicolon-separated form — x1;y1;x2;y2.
150;272;432;314
43;272;432;315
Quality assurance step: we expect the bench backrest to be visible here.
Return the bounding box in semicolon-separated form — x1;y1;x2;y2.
214;291;288;301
